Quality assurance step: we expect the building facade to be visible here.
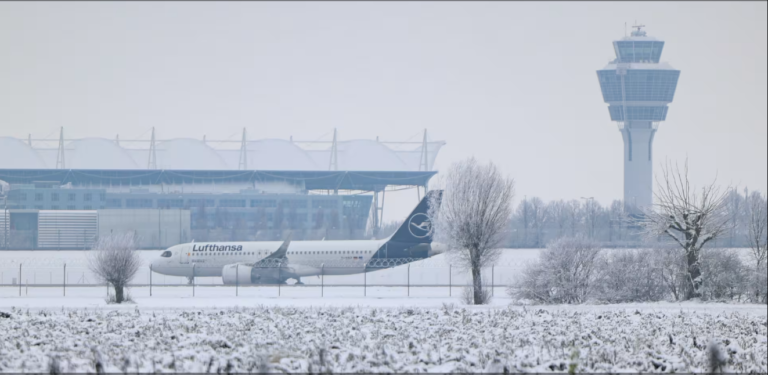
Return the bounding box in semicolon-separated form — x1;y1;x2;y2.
1;169;434;249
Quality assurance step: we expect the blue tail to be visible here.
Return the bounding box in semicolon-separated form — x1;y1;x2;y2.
389;190;442;244
371;190;442;261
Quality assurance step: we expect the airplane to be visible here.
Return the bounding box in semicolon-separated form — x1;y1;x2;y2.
150;190;442;285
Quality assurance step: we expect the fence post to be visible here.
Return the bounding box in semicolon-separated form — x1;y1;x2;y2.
321;264;324;298
149;264;153;297
192;264;196;297
363;263;366;297
236;265;239;297
278;265;281;297
449;265;452;297
63;263;66;297
407;263;410;297
492;266;494;297
19;263;22;297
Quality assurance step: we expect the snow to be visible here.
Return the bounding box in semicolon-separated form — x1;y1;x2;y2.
2;248;765;373
0;304;765;373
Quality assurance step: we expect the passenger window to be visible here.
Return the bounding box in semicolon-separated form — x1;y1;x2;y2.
161;251;172;258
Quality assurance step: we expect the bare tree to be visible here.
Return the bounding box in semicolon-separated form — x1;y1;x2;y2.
642;160;729;300
529;197;548;247
746;192;767;268
88;232;142;303
428;157;514;305
548;200;569;238
607;200;626;242
566;200;581;237
514;197;531;246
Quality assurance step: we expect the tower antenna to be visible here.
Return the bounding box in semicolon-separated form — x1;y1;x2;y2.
631;22;646;36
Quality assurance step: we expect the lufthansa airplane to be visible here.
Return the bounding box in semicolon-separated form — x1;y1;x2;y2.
151;190;442;285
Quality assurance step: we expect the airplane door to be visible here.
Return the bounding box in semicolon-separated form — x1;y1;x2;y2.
180;246;190;264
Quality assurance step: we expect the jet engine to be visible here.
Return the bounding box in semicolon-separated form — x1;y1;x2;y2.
221;263;320;285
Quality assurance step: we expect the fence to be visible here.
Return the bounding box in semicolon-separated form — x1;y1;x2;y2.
0;258;524;299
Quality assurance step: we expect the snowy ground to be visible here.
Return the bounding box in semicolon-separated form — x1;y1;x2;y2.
1;304;765;373
2;248;765;373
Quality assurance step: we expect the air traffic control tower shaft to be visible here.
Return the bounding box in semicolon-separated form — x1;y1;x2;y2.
597;25;680;210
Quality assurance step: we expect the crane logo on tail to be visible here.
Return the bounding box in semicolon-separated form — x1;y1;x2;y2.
408;213;433;238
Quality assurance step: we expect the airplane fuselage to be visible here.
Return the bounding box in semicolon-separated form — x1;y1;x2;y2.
151;239;388;278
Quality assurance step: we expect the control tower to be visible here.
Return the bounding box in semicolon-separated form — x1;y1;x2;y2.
597;25;681;210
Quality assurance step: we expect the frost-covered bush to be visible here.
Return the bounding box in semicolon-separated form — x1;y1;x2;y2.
699;248;749;302
512;242;761;304
510;235;601;304
592;248;669;303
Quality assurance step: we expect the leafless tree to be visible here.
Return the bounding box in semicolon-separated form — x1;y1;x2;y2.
428;157;515;305
529;197;548;247
746;192;767;268
607;200;626;242
567;200;581;237
642;160;729;300
88;232;142;303
548;200;569;238
723;189;746;247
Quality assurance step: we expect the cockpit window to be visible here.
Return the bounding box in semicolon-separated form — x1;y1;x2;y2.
161;251;172;258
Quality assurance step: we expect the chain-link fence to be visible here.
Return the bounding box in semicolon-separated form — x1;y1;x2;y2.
0;257;524;299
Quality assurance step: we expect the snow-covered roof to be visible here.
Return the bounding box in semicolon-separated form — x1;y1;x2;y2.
0;137;49;169
65;138;140;169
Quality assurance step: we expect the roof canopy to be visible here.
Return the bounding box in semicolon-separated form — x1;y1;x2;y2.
0;169;436;192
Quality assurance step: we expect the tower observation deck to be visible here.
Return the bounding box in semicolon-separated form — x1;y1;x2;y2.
596;25;681;209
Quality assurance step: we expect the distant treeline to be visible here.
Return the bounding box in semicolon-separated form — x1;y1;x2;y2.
505;188;765;248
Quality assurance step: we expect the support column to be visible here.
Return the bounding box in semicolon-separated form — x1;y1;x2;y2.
620;121;657;210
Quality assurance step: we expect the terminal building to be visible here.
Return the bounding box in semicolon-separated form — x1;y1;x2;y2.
0;130;444;249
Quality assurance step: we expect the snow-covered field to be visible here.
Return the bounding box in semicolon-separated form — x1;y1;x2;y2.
2;248;765;373
1;305;766;373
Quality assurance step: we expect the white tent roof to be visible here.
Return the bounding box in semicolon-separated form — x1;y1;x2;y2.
2;137;444;171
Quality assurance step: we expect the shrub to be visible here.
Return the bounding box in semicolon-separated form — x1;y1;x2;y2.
510;235;601;304
592;249;669;303
698;248;748;301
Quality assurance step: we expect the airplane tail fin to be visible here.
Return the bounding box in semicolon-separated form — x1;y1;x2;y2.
388;190;442;244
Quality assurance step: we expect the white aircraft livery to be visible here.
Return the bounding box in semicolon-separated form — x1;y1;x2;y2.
151;190;442;285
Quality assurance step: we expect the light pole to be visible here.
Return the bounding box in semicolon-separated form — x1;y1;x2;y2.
3;195;7;250
179;196;183;244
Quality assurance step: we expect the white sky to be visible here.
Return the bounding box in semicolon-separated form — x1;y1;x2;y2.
0;2;766;222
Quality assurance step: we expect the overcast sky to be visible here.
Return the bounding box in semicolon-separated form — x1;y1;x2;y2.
1;1;766;222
